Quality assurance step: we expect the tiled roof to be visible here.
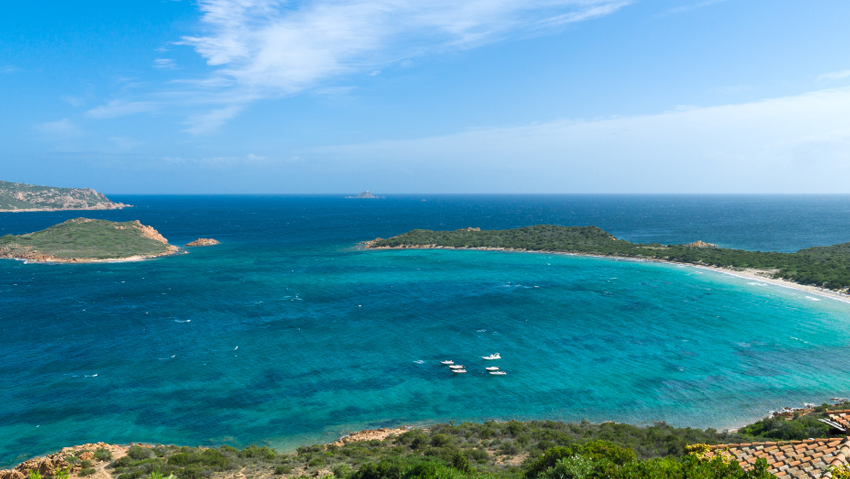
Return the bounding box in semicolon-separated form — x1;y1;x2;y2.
705;437;850;478
824;410;850;432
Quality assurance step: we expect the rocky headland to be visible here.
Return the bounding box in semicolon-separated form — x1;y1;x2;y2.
0;180;128;212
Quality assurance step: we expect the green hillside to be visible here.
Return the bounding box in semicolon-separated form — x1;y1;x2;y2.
0;179;126;211
368;225;850;290
0;218;176;261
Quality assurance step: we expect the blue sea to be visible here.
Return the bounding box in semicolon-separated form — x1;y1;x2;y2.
3;195;850;467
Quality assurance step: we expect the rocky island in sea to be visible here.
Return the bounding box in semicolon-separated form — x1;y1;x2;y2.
363;224;850;294
0;180;128;212
0;218;178;263
346;191;383;199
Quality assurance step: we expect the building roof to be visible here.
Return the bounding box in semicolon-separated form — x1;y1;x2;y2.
705;437;850;478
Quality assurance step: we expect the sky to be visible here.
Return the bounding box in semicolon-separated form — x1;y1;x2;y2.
2;0;850;194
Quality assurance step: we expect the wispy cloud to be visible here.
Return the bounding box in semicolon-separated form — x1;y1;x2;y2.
183;105;243;135
662;0;727;16
310;87;850;193
36;119;82;138
181;0;631;95
87;100;159;119
817;69;850;81
153;58;178;70
86;0;630;133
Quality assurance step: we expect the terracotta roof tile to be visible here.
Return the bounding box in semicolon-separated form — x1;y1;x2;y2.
703;437;850;478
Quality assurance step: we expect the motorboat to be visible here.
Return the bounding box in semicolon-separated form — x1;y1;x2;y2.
485;366;500;371
449;365;464;369
482;353;501;360
488;371;507;375
452;369;468;374
440;360;454;365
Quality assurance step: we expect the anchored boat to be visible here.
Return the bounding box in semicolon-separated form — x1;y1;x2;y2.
482;353;501;360
452;369;468;374
485;366;500;371
489;371;507;375
440;360;454;365
449;365;465;369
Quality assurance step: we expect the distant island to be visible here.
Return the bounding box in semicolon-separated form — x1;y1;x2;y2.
346;191;383;199
0;180;128;212
363;225;850;293
0;218;178;263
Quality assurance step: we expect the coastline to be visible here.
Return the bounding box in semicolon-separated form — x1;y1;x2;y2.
2;249;181;264
363;244;850;304
0;204;131;213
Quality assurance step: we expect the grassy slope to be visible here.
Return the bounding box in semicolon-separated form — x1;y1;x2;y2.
0;180;119;210
0;218;171;260
95;405;847;479
369;225;850;290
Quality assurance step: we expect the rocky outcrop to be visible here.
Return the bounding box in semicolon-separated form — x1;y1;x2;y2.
346;191;383;199
0;469;25;479
464;227;481;231
684;241;717;248
185;238;220;247
331;427;413;448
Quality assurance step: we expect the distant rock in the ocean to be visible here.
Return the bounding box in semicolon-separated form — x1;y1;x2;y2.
684;240;717;248
186;238;220;247
346;191;383;199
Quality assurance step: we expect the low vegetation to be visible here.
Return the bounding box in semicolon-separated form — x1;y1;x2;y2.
80;406;847;479
0;179;124;211
0;218;174;261
368;225;850;290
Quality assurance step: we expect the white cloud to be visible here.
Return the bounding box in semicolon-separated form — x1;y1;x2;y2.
87;100;159;118
310;87;850;193
817;69;850;81
153;58;178;70
183;105;243;135
36;119;82;137
180;0;632;94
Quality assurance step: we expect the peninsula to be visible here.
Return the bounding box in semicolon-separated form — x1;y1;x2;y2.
0;180;128;212
363;225;850;293
0;218;178;263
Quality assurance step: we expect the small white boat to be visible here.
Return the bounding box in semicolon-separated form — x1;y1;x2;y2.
449;365;465;369
489;371;507;375
440;360;454;365
485;366;500;371
452;369;467;374
482;353;501;360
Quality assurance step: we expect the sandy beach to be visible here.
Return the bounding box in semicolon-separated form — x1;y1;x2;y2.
365;243;850;305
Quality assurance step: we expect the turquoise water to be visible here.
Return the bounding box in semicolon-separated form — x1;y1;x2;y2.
2;195;850;466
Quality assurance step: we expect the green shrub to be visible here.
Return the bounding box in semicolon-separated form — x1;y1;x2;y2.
128;446;154;461
430;435;451;448
28;470;42;479
467;449;489;463
275;465;293;475
95;448;113;461
219;446;239;455
333;464;353;478
79;468;96;477
240;445;276;460
80;460;93;468
450;452;473;474
55;469;70;479
308;458;325;468
176;466;208;479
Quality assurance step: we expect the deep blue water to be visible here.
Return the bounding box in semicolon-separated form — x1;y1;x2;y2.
3;195;850;467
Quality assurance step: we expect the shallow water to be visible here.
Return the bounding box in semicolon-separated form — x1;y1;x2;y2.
2;195;850;466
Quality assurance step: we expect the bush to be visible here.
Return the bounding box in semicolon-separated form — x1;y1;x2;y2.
275;465;293;475
450;452;473;474
467;449;489;463
79;469;96;477
128;447;154;461
80;461;93;468
332;464;353;478
308;458;325;468
240;445;276;461
95;448;113;461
